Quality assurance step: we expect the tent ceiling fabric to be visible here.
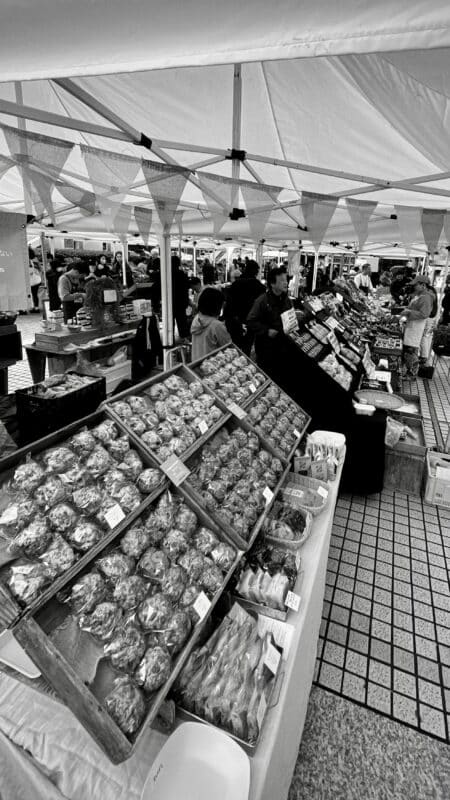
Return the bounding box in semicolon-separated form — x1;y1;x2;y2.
1;1;450;81
2;9;450;248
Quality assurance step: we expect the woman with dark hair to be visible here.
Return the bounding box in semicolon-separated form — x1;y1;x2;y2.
223;259;266;353
190;287;231;360
94;254;111;278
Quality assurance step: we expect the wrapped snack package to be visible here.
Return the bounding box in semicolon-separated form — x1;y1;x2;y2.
105;676;146;736
160;565;187;602
137;593;172;631
9;517;52;557
193;527;219;555
8;559;51;605
92;420;119;442
110;482;142;513
34;476;68;510
161;528;190;561
178;549;205;582
69;429;96;457
137;469;162;494
43;447;76;474
79;601;122;641
67;572;106;614
211;542;236;572
135;645;171;693
12;459;45;493
113;575;148;610
120;525;151;558
85;446;112;478
48;503;78;533
159;611;191;654
39;533;76;577
117;450;143;481
72;486;103;516
107;436;131;461
67;519;103;552
96;550;135;582
104;624;146;672
137;548;170;583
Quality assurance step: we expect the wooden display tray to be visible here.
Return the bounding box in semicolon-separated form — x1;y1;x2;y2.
11;485;243;763
35;321;138;353
0;410;165;628
189;343;272;410
244;386;311;465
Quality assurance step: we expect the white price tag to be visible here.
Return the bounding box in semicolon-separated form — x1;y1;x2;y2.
373;370;391;384
325;316;339;330
104;503;126;529
161;454;190;486
294;428;301;438
193;591;211;622
285;591;301;612
263;486;274;506
317;485;328;499
257;617;294;658
281;307;298;334
198;419;209;435
336;292;343;303
249;383;257;393
295;551;302;569
264;642;281;675
256;692;268;729
227;402;247;420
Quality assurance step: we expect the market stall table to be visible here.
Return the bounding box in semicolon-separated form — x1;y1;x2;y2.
0;464;343;800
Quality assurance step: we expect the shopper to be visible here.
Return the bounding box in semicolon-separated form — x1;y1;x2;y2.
419;283;439;364
191;287;231;360
46;258;64;311
353;263;374;295
247;267;292;361
94;255;111;278
171;255;190;339
401;275;434;378
29;258;42;311
111;251;134;288
57;266;86;323
224;260;266;353
202;258;216;286
441;278;450;325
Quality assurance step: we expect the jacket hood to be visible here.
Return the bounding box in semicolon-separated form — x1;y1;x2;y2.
191;313;216;336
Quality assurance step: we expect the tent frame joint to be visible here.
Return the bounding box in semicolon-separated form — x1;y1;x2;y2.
226;148;246;162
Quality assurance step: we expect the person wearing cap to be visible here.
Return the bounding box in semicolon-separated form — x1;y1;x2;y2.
401;275;434;378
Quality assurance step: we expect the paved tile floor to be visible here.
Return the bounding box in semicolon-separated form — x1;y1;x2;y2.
7;312;46;393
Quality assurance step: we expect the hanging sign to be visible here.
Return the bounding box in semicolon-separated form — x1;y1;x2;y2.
281;307;298;334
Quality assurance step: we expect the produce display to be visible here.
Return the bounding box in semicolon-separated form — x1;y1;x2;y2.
236;537;299;611
109;373;223;462
62;490;237;737
289;330;323;359
338;346;360;368
187;426;284;542
22;373;99;399
307;320;330;345
319;354;352;390
0;420;162;608
174;603;278;744
246;385;308;459
194;346;266;405
263;503;308;542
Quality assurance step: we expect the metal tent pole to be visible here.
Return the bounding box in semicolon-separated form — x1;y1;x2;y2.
159;232;174;370
312;252;319;293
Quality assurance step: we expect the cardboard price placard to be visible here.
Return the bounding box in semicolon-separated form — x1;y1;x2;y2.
264;642;281;675
310;460;329;482
161;455;190;486
193;591;211;622
104;504;126;529
285;591;301;612
227;402;247;420
281;307;299;334
198;419;209;435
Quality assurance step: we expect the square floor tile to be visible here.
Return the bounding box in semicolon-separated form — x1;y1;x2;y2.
413;586;432;605
348;630;369;654
323;641;346;669
433;593;450;612
393;610;413;632
434;608;450;628
373;587;391;606
375;574;393;591
327;622;348;647
345;649;367;678
341;550;358;566
373;602;392;623
342;671;366;703
339;562;357;579
415;618;437;641
350;611;371;634
377;562;393;579
367;682;391;715
417;657;441;685
393;693;418;726
437;626;450;647
336;575;356;594
352;595;372;616
369;660;391;689
371;619;392;643
393;647;415;674
419;704;446;738
333;589;353;609
413;601;434;621
393;628;414;651
330;605;350;626
326;571;337;587
393;579;412;598
318;662;343;692
393;595;412;614
354;581;372;599
394;668;416;698
415;636;438;661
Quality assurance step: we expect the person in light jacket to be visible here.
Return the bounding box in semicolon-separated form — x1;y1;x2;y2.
401;275;434;378
191;287;231;361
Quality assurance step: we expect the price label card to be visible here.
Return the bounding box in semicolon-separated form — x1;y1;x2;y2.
257;617;294;659
264;642;281;675
281;307;298;334
263;486;274;506
285;591;301;612
293;455;311;473
193;591;211;622
249;383;257;393
317;485;329;499
336;292;343;303
227;402;247;420
311;461;328;482
295;551;302;569
161;455;190;487
293;428;301;438
0;505;18;525
256;692;268;729
104;504;126;529
373;370;391;384
198;419;209;435
325;316;339;330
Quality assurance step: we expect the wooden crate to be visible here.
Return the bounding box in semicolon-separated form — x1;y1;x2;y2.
35;322;138;353
384;415;426;496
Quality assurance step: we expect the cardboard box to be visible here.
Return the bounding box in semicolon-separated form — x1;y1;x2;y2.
424;451;450;508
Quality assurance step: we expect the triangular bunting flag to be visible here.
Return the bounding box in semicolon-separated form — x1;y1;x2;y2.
141;159;189;232
28;168;58;224
57;184;97;216
96;197;132;238
0;156;14;181
134;206;152;244
301;191;338;251
81;144;141;206
174;210;184;237
395;206;423;254
240;181;282;243
345;199;377;250
421;208;445;255
196;172;238;235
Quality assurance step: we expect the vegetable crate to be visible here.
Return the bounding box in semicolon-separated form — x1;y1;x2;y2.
189;343;272;411
16;373;106;443
12;484;242;763
384;415;427;496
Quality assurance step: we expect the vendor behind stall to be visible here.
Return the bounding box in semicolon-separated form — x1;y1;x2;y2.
246;267;292;371
401;275;434;378
57;265;85;323
353;263;374;295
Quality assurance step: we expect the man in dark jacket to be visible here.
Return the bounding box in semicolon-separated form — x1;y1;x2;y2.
224;260;265;353
246;267;292;375
171;255;190;339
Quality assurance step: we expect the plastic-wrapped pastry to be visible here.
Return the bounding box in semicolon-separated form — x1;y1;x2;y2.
92;419;120;442
210;543;236;572
117;450;143;481
42;447;76;474
68;572;106;613
137;469;161;494
104;624;146;672
160;565;187;602
72;486;103;516
135;645;171;692
120;525;151;558
110;401;133;419
147;383;170;402
12;459;45;493
110;482;142;513
9;517;52;557
137;593;172;631
160;611;192;654
100;468;127;489
142;411;160;430
34;475;68;510
200;562;224;595
105;676;146;735
193;527;219;555
79;601;122;641
67;519;103;552
179;583;201;616
161;528;190;561
151;493;175;533
141;431;162;449
174;505;197;537
59;465;89;488
39;533;76;577
48;502;78;533
128;395;150;414
96;550;135;582
177;549;205;582
107;436;131;461
154;401;168;420
8;559;51;605
69;429;96;457
85;445;112;478
137;548;169;583
113;575;148;610
126;416;147;437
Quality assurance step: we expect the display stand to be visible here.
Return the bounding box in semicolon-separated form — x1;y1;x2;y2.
0;464;343;800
